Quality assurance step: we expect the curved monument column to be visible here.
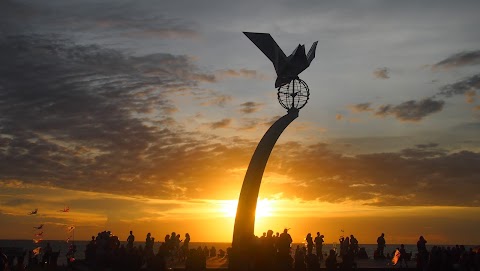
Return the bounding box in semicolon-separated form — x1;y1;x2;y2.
230;31;317;271
230;108;298;271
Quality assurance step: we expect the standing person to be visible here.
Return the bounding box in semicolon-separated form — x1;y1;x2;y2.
350;235;359;256
341;237;350;257
398;244;408;268
180;233;190;262
377;233;386;257
306;233;314;255
145;232;154;257
416;236;428;270
314;232;324;259
417;236;427;253
278;228;293;256
127;230;135;250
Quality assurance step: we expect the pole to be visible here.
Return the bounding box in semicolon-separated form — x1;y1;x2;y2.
230;108;298;271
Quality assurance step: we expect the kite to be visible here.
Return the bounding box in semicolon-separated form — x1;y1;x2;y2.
32;247;42;256
28;208;38;215
33;239;43;244
59;206;70;212
33;224;44;230
67;226;75;232
243;32;318;88
35;231;44;237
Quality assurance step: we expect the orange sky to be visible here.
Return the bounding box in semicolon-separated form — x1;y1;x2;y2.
1;181;480;244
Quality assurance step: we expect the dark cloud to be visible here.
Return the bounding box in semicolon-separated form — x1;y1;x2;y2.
373;67;390;79
0;0;199;40
374;98;444;122
432;50;480;70
0;34;239;198
239;102;263;114
350;103;373;112
438;74;480;97
264;143;480;206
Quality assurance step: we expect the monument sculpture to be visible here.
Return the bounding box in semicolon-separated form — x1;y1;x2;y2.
230;32;318;270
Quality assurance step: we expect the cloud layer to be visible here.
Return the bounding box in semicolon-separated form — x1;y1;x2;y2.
432;50;480;70
374;98;445;122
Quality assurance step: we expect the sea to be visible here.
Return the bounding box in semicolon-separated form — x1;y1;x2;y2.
0;239;474;267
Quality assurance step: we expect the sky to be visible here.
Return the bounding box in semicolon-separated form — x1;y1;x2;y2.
1;0;480;245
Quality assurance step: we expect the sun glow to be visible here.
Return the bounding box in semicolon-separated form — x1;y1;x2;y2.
220;199;275;218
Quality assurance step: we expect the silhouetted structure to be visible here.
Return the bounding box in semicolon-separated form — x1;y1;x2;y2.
243;32;317;88
231;31;317;271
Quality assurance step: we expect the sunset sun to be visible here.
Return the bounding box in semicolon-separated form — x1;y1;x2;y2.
221;199;275;218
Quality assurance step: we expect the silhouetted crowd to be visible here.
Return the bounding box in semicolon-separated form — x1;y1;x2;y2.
415;236;480;271
83;230;225;271
5;229;477;271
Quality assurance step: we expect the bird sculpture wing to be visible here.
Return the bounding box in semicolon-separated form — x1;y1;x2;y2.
243;32;287;76
307;41;318;65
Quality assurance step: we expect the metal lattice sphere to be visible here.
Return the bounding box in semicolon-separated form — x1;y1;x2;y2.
277;78;310;110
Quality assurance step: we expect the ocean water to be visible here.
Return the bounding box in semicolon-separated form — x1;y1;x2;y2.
0;239;473;266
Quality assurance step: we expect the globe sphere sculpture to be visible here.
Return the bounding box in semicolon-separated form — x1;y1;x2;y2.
277;77;310;111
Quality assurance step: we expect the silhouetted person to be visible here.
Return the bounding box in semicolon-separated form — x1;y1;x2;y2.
85;236;96;263
127;230;135;250
314;232;324;259
398;244;408;268
417;236;427;253
278;228;293;256
146;232;152;248
66;244;76;265
341;237;349;257
349;235;358;256
325;249;337;271
416;236;428;270
376;233;386;257
306;233;314;255
181;233;191;261
170;232;177;249
209;246;216;257
164;234;170;245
